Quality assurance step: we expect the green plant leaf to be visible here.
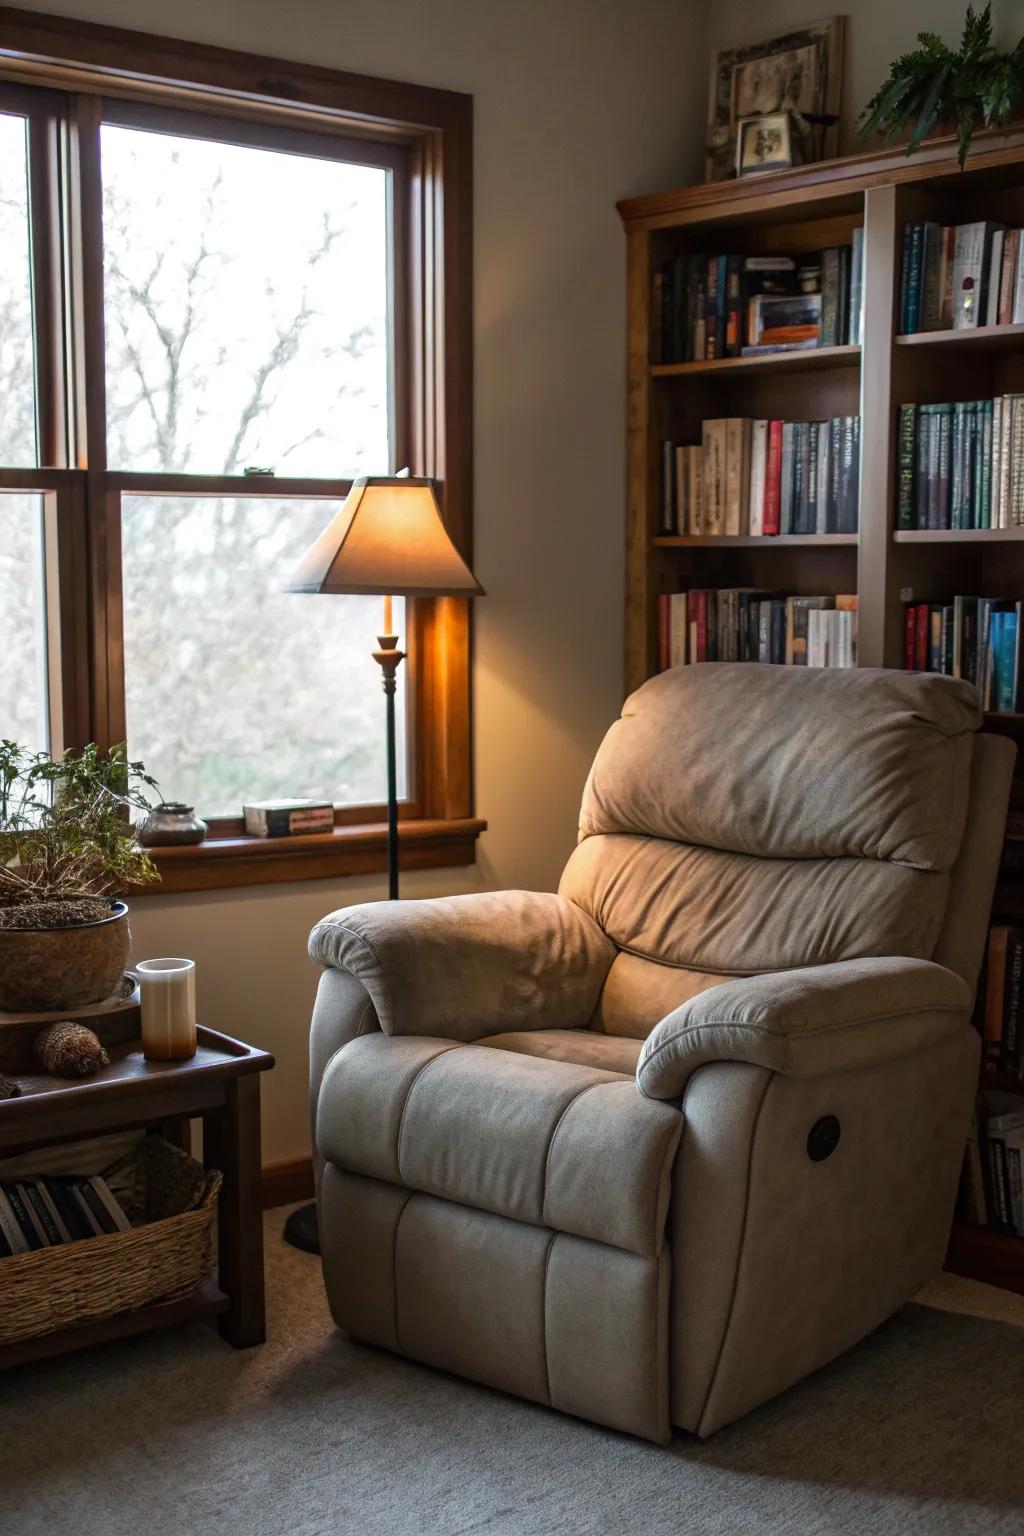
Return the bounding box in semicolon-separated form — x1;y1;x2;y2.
909;61;954;150
957;102;977;167
0;741;161;906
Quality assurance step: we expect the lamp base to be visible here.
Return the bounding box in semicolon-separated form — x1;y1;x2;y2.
282;1200;320;1254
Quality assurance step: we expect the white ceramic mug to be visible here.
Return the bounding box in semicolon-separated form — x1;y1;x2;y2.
136;957;197;1061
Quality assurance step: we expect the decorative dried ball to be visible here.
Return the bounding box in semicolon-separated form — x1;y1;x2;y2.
34;1022;110;1078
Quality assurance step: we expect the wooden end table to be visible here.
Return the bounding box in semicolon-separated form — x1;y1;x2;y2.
0;1025;274;1368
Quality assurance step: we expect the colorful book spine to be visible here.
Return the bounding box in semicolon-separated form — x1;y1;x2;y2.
748;419;768;537
905;222;925;332
897;404;917;529
764;420;783;535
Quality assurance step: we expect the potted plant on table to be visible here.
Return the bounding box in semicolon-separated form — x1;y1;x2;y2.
0;742;159;1012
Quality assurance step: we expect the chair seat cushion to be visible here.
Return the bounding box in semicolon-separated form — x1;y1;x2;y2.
476;1028;643;1074
317;1034;682;1257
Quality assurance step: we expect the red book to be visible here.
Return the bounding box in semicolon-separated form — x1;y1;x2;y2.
692;590;708;662
915;604;930;671
763;419;783;535
658;593;671;671
904;605;917;670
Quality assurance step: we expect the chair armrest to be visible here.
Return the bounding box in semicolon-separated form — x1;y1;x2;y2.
637;956;972;1101
309;890;615;1041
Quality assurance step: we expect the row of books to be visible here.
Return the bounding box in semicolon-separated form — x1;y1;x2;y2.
0;1173;131;1256
983;926;1024;1078
899;220;1024;334
959;1091;1024;1235
658;590;858;669
897;397;1024;530
653;238;864;364
903;596;1023;712
661;416;860;538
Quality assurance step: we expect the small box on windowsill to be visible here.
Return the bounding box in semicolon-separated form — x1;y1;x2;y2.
242;800;334;838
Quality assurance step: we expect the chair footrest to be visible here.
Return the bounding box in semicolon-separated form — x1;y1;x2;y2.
320;1167;672;1443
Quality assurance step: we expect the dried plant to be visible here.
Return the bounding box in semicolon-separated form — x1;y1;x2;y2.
860;4;1024;168
0;741;159;920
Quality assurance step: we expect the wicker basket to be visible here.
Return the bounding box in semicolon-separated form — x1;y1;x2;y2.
0;1136;221;1346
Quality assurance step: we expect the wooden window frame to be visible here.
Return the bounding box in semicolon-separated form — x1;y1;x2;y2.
0;7;482;892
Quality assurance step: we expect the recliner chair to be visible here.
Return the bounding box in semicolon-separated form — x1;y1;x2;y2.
308;664;1014;1441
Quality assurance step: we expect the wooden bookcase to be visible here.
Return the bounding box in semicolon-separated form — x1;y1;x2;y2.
618;126;1024;1295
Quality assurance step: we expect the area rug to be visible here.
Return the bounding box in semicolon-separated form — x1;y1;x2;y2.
2;1212;1022;1535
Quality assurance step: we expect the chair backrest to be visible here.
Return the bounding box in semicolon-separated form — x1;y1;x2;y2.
558;664;1004;1040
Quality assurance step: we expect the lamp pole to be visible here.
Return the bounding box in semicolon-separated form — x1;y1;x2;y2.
281;477;483;1257
373;594;405;900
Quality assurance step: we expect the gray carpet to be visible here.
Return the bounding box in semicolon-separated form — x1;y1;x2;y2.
2;1214;1023;1536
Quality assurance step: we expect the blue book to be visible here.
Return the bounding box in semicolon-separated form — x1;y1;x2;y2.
906;223;925;333
997;612;1018;712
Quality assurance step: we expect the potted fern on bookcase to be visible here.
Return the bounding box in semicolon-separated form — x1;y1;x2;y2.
859;4;1024;168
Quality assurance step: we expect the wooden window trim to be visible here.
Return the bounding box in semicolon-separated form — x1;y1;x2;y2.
0;8;481;893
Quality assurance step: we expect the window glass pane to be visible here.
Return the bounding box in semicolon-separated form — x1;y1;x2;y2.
0;493;48;753
121;497;407;817
101;125;391;478
0;114;38;467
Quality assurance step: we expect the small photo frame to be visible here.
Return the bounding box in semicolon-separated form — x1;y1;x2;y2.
736;113;796;177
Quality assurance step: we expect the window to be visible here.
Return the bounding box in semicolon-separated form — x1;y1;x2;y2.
0;493;50;755
0;111;37;466
121;495;406;815
99;115;403;817
0;16;476;889
101;123;392;478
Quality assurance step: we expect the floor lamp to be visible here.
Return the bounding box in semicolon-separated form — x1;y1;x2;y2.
281;475;484;1253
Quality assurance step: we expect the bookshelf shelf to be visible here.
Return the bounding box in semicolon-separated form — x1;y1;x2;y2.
894;528;1024;543
653;534;857;548
650;345;860;380
895;322;1024;353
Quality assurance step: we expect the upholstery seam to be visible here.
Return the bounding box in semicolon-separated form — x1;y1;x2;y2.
391;1190;414;1356
313;920;386;974
651;1112;685;1258
354;999;377;1037
312;922;391;1027
395;1048;459;1185
613;946;757;978
639;1000;970;1081
539;1082;606;1228
540;1228;558;1407
695;1069;773;1436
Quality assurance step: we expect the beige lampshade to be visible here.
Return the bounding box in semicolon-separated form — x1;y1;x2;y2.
285;476;484;597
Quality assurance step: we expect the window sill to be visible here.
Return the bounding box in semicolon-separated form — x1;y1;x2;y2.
135;817;486;895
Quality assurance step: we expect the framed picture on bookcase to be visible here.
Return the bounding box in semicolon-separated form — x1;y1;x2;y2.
706;16;845;182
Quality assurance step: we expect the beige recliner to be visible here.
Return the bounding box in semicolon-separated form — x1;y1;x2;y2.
308;664;1014;1442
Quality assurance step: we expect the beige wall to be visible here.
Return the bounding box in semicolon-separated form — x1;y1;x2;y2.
31;0;707;1164
707;1;1022;156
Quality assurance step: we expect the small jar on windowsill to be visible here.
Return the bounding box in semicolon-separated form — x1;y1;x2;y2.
137;803;208;848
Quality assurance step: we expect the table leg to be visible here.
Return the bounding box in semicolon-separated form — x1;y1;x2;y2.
203;1073;265;1348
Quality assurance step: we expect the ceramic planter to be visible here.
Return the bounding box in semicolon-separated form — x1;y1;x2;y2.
0;901;131;1013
